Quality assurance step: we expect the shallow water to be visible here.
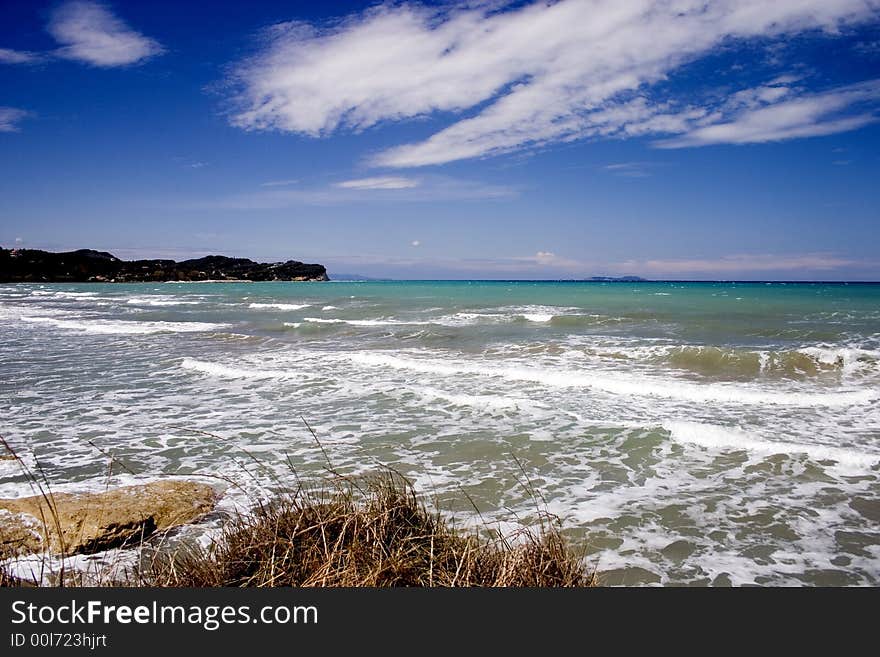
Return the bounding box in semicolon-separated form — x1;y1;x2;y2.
1;280;878;585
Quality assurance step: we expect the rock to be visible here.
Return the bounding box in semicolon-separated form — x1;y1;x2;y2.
0;509;43;559
0;248;329;282
0;481;217;557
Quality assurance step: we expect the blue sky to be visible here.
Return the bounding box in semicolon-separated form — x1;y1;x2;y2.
1;0;879;280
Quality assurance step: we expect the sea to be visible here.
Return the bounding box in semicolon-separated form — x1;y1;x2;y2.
1;280;878;586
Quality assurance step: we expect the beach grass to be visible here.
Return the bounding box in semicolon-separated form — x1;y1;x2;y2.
133;472;595;587
0;434;595;588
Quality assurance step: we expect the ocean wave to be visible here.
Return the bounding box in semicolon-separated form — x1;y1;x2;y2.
662;344;878;379
19;316;228;334
556;342;879;380
126;296;202;307
180;358;286;379
248;303;310;310
439;310;614;326
410;386;547;414
796;346;879;375
664;421;879;469
302;317;428;327
348;352;876;407
30;290;99;299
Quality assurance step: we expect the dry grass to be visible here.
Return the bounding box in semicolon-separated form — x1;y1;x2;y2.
1;430;596;588
133;472;595;588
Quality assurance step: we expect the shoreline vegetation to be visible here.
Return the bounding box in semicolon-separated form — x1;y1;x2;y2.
0;438;596;588
0;247;329;283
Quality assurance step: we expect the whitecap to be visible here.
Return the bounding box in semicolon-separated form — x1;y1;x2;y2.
348;352;877;407
180;358;285;379
126;296;202;307
20;316;227;334
664;421;879;469
303;317;426;327
248;303;310;311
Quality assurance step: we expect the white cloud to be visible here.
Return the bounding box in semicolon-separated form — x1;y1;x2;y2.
0;107;31;132
227;0;880;167
336;176;419;190
411;240;421;247
48;1;164;67
0;48;43;64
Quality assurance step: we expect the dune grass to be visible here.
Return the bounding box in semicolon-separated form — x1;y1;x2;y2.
1;431;596;588
132;472;595;587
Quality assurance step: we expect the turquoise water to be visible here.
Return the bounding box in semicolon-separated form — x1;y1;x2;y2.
1;280;879;585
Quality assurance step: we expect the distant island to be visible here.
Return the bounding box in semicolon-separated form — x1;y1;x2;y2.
586;276;647;282
0;248;328;283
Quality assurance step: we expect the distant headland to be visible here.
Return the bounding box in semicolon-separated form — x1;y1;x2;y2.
0;248;329;283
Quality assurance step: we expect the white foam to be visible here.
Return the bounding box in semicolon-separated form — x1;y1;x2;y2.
126;296;202;307
303;317;425;326
798;346;879;375
30;291;99;299
322;305;339;310
664;421;880;469
180;358;286;379
412;386;546;413
20;316;227;334
248;303;310;311
522;313;554;322
348;352;877;407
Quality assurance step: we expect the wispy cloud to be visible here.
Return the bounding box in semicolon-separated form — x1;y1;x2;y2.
336;176;419;190
322;251;869;279
603;162;656;178
655;80;880;148
0;48;44;65
48;1;164;67
514;251;585;270
204;175;516;208
614;253;859;275
227;0;880;168
260;178;300;187
0;107;31;132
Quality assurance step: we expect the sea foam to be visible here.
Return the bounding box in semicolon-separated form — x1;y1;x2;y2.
20;316;227;334
664;421;879;469
248;303;310;311
348;352;877;407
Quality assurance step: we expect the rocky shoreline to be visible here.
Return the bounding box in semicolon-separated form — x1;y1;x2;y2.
0;481;218;558
0;248;329;283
